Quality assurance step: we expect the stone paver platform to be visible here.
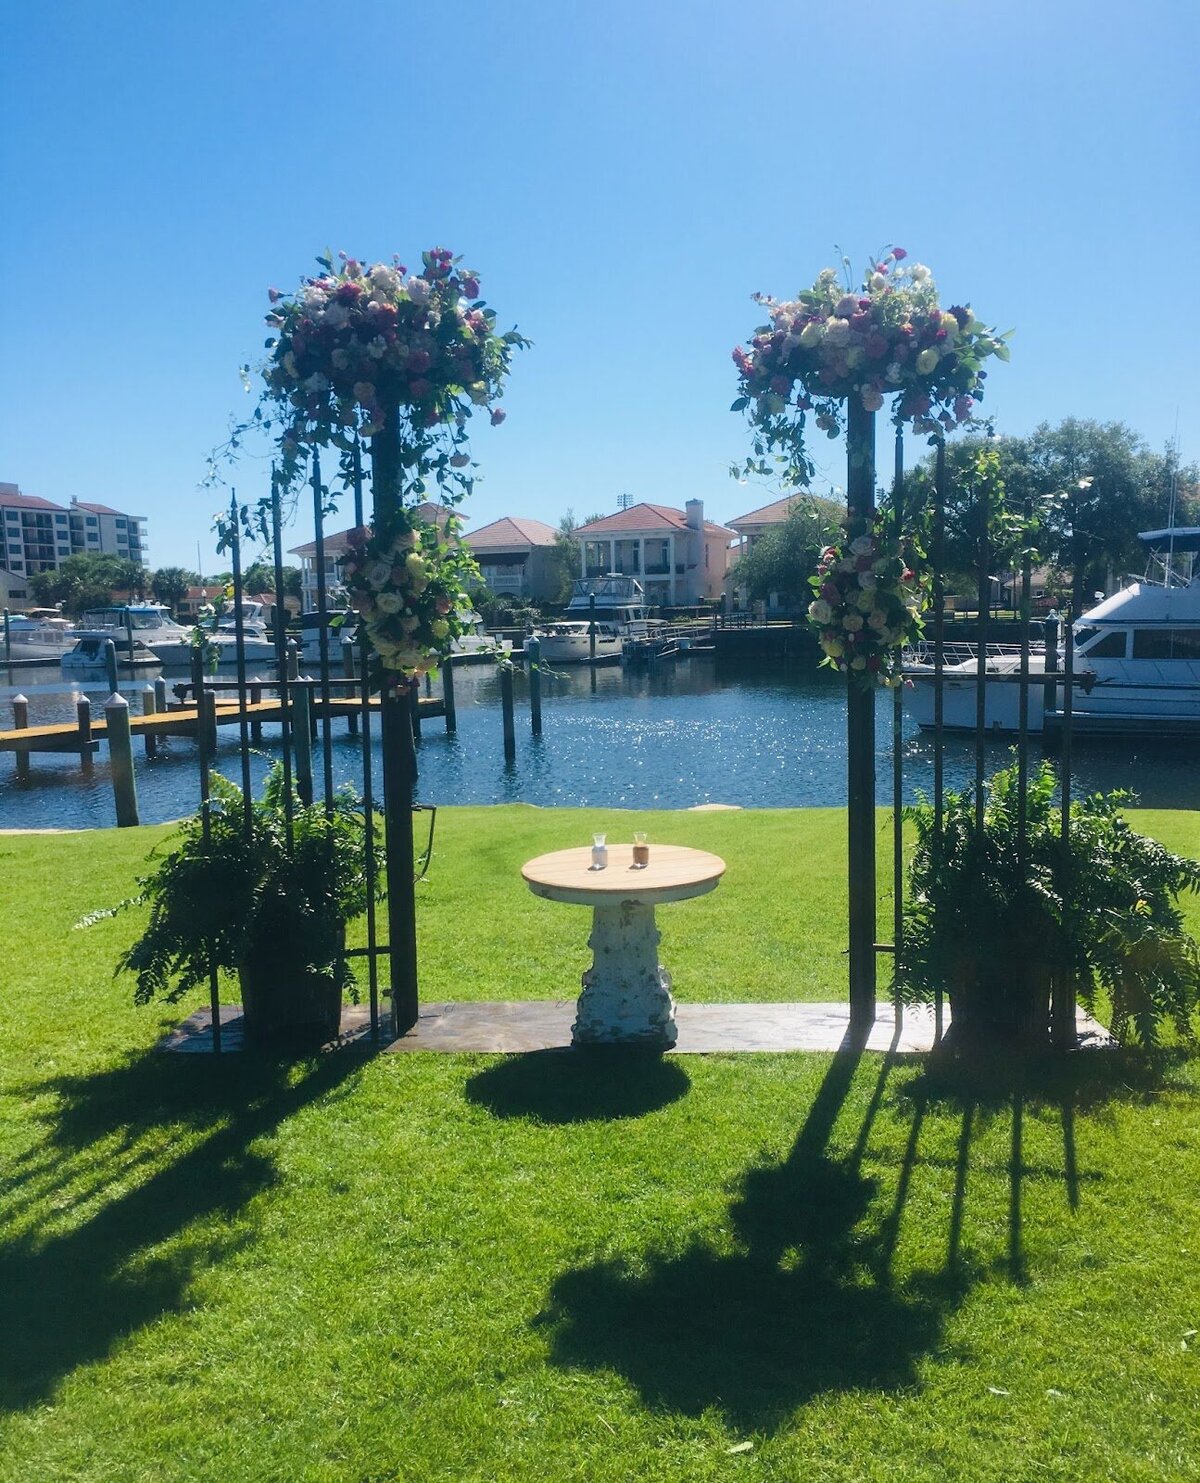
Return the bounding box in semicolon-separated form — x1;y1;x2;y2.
159;1001;1116;1055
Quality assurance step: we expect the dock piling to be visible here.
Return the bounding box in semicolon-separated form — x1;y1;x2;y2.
103;639;118;695
105;693;140;827
442;657;456;734
3;609;10;666
141;685;158;758
77;697;93;769
526;637;542;736
293;686;314;805
154;677;168;714
12;694;29;779
500;665;516;762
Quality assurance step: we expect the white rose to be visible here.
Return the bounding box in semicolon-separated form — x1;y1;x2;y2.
406;276;432;306
375;591;402;614
808;599;833;625
365;559;392;590
870;272;887;291
824;317;851;347
849;536;873;556
843;614;864;632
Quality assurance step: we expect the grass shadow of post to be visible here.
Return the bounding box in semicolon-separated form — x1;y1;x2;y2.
0;1047;368;1415
535;1029;965;1432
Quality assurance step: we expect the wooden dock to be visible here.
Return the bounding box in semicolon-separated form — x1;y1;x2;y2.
0;694;446;758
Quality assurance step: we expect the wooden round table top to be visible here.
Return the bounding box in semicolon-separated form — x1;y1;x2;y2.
522;843;726;907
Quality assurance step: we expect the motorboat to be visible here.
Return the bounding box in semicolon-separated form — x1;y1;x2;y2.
451;610;512;660
79;603;275;668
287;609;359;666
534;574;661;663
2;610;77;662
904;529;1200;735
61;630;161;674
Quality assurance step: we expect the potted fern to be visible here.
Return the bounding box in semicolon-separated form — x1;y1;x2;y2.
899;761;1200;1050
92;765;378;1047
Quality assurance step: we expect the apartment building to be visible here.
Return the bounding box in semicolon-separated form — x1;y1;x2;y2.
0;483;149;578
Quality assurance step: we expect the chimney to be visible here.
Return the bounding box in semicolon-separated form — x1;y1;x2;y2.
685;499;703;531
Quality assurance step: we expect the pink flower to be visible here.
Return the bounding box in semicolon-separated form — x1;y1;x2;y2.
892;247;907;261
490;408;506;425
860;386;884;413
461;276;480;299
268;287;282;303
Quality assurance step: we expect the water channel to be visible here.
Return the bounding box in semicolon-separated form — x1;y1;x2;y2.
2;655;1198;831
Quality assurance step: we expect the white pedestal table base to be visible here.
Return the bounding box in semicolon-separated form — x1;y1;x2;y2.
573;900;677;1047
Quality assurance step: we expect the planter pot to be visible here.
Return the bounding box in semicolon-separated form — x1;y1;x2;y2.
944;955;1053;1052
238;924;345;1048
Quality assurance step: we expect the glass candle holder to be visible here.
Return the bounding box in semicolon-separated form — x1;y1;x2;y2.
590;833;608;870
632;831;649;868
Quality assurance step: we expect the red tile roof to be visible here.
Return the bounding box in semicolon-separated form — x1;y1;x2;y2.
289;504;459;558
728;494;810;529
73;501;128;516
465;516;558;550
576;503;735;539
0;490;67;512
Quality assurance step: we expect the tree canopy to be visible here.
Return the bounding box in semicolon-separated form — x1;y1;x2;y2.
28;554;148;615
732;494;845;607
898;419;1198;601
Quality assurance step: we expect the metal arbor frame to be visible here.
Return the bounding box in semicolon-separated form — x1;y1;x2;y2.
846;422;1081;1046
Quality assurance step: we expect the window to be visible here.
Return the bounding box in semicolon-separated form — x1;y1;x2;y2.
1131;629;1200;660
643;539;670;575
1083;630;1127;659
55;513;67;523
85;515;98;526
613;539;640;574
4;509;18;521
115;517;126;527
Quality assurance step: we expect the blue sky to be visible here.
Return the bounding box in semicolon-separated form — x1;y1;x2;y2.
2;0;1196;571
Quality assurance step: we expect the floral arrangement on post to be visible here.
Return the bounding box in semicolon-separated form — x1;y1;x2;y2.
808;514;929;688
342;505;483;674
256;248;527;500
731;247;1011;485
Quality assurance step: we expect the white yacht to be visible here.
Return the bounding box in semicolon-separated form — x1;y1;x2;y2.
534;574;660;663
3;610;76;661
78;603;275;668
62;630;161;674
904;529;1200;735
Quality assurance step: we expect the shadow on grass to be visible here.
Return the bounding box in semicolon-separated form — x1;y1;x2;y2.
0;1048;366;1414
537;1033;975;1431
465;1048;690;1124
897;1043;1198;1115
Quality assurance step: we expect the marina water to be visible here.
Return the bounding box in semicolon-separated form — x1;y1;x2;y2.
2;656;1198;831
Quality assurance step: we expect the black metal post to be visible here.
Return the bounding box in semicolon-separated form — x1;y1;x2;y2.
351;437;380;1039
846;398;876;1029
371;417;420;1036
270;471;295;849
891;426;904;1013
932;436;947;1043
311;450;335;814
228;492;253;833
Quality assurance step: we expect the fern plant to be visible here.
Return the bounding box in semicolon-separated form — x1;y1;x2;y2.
899;761;1200;1048
84;765;379;1011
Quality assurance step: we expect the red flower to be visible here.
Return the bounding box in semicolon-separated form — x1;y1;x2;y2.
892;247;908;261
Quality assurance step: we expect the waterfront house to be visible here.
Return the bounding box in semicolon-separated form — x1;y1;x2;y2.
574;501;733;607
463;516;560;602
290;503;452;611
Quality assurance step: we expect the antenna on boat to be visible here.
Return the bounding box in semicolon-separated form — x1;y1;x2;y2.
1166;409;1180;585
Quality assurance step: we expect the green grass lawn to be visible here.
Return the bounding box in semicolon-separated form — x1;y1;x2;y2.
1;807;1199;1482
